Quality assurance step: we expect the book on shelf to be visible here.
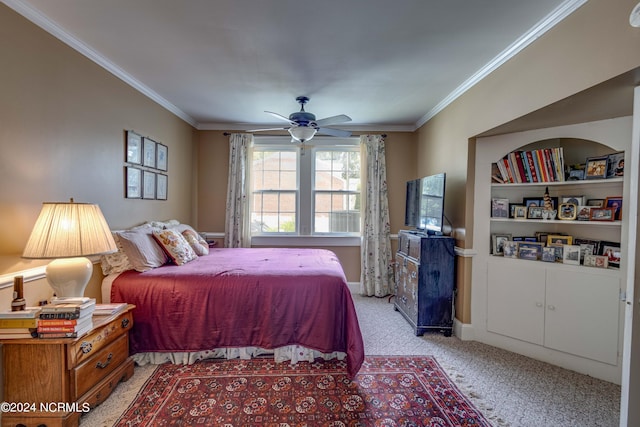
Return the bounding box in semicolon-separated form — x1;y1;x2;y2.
0;317;38;329
495;147;565;183
93;303;128;316
0;307;42;319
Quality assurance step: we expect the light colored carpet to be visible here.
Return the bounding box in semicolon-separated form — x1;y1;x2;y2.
81;291;620;427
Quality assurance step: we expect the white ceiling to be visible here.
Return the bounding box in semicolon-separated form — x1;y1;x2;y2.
5;0;583;131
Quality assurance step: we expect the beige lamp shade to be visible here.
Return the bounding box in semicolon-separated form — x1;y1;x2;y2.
22;199;116;297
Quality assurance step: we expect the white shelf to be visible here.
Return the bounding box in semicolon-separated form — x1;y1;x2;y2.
491;177;623;188
490;218;622;227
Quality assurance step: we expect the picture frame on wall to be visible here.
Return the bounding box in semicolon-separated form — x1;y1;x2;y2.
156;174;168;200
125;166;142;198
126;130;142;164
143;170;156;199
143;137;156;168
156;143;168;171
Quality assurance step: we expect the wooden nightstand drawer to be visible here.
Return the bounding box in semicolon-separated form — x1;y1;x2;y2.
70;311;133;366
72;333;128;399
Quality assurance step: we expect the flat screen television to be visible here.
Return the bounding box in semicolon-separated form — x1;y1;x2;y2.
404;172;446;234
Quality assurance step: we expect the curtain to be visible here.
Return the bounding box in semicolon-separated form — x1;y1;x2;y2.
224;133;252;248
360;135;394;297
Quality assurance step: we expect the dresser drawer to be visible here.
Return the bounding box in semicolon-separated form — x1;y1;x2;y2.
395;254;419;322
69;311;133;366
72;333;129;399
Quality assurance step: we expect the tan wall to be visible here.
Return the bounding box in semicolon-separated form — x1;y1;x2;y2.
0;5;197;277
418;0;640;323
196;131;417;282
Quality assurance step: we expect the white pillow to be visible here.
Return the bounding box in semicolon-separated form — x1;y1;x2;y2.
117;229;169;272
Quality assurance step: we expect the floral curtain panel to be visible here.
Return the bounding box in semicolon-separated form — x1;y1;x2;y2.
224;133;252;248
360;135;394;297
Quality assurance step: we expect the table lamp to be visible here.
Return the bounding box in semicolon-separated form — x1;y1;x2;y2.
22;199;117;298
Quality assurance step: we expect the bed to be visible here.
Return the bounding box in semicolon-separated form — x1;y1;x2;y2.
102;245;365;377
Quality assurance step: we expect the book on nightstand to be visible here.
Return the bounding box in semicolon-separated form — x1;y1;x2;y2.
93;303;128;316
37;315;92;334
39;298;96;320
38;298;95;336
0;307;42;319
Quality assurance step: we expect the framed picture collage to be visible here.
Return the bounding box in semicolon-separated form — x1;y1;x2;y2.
124;130;168;200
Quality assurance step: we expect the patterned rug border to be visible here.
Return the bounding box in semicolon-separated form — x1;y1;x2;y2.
116;355;493;426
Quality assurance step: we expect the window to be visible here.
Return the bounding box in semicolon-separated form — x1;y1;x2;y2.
250;137;361;237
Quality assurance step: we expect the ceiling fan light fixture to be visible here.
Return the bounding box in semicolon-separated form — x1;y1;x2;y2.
289;126;317;142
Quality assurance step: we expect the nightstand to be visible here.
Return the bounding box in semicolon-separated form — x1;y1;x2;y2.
0;305;135;427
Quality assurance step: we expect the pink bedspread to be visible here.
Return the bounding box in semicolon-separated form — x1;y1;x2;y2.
110;248;364;376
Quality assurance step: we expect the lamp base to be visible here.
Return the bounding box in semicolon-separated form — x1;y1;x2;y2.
46;257;93;298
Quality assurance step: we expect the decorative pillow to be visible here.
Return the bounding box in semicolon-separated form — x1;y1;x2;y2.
117;229;169;272
152;229;198;265
182;229;209;256
100;233;134;275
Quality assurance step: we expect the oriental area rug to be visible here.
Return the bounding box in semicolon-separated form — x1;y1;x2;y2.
114;356;491;427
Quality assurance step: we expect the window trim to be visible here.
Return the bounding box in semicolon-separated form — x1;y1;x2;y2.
251;136;361;240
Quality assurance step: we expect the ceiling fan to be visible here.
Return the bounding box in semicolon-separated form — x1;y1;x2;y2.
249;96;352;143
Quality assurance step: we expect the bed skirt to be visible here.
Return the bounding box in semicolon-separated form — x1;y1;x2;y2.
131;345;347;367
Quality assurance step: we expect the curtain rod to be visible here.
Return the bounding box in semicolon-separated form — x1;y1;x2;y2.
223;132;387;138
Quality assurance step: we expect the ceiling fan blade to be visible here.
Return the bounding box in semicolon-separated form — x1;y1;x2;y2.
265;111;295;124
314;114;352;127
247;127;290;132
317;127;352;138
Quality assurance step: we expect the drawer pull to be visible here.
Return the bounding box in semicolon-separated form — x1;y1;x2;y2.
96;352;113;369
121;318;130;328
80;341;93;354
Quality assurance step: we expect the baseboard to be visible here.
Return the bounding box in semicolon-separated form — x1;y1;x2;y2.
453;319;475;341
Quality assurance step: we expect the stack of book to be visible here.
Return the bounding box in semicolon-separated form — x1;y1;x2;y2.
0;307;41;339
93;302;128;316
37;297;96;338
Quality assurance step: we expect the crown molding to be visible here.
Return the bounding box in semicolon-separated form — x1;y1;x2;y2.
414;0;588;129
196;122;415;132
3;0;198;127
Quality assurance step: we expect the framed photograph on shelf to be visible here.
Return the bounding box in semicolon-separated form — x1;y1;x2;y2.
143;137;156;168
491;233;512;255
547;235;573;246
518;242;543;261
535;232;549;244
143;170;156;199
125;130;142;164
491;198;509;218
156;143;168;171
561;195;585;206
541;246;556;262
574;238;600;263
589;207;615;221
605;197;622;220
527;206;544;220
558;203;577;220
606;151;624;178
576;206;591;221
513;205;528;219
562;245;581;265
522;197;544;208
125;166;142;198
502;241;518;258
600;241;621;268
586;198;605;207
585;155;608;179
156;174;168;200
584;254;608;268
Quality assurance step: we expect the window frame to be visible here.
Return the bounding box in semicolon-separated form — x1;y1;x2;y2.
250;136;361;246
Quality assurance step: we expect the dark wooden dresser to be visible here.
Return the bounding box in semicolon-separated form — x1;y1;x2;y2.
0;305;135;427
394;230;455;336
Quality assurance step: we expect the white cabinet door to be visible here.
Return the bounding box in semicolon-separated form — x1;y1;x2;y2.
487;260;546;345
545;269;620;365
